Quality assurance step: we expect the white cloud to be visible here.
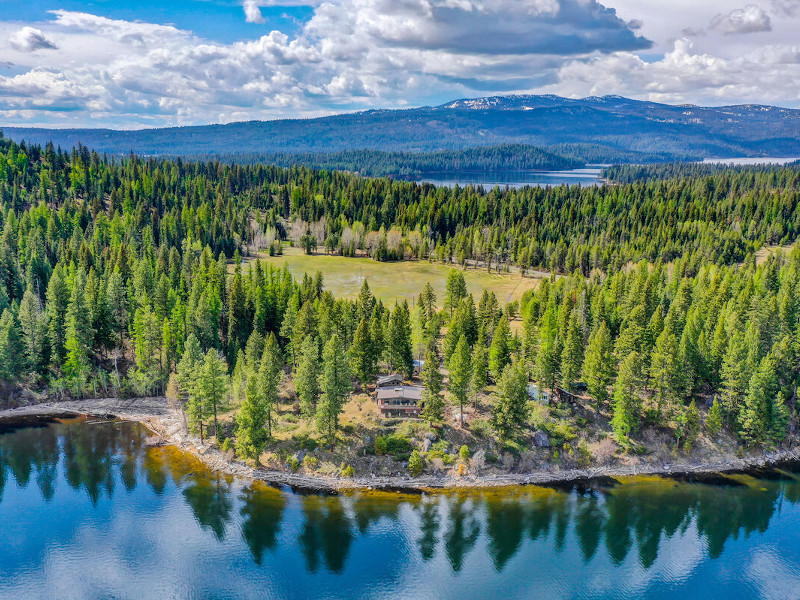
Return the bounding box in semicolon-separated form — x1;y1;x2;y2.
0;0;799;127
711;4;772;35
8;27;57;52
243;0;266;24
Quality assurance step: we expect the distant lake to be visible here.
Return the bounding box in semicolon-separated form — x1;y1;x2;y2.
5;418;800;599
702;157;799;165
416;166;605;189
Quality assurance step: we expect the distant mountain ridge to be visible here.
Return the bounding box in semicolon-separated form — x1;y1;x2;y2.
5;94;800;164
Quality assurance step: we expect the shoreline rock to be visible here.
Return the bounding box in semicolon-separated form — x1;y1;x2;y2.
2;396;799;494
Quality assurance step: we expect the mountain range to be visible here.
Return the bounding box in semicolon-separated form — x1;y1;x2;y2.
5;95;800;167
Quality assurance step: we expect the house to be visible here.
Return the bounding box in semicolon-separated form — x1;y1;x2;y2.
527;383;551;406
376;386;423;417
377;373;404;388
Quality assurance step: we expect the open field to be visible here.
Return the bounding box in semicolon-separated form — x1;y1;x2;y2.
244;246;542;305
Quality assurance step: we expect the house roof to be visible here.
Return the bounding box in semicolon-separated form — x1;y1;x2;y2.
376;386;423;401
377;374;404;386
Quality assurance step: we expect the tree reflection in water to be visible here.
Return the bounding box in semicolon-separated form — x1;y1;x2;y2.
0;419;796;577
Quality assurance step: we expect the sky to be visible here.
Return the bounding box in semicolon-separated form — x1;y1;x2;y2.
1;0;800;128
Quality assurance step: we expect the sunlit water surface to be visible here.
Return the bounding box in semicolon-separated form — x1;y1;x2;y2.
2;418;800;599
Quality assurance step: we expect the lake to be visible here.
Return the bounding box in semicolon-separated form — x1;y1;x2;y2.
416;167;605;189
2;418;800;599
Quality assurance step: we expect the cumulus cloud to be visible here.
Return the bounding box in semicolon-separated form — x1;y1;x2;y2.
243;0;266;24
9;27;57;52
551;37;800;105
711;4;771;35
0;0;799;127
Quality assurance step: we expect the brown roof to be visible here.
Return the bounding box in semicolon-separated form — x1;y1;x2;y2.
376;386;423;401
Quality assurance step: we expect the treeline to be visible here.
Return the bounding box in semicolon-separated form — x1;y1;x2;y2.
518;251;800;448
1;132;800;451
604;161;800;184
177;144;584;177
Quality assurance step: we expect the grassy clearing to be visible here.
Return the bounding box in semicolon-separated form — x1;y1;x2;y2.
244;246;542;305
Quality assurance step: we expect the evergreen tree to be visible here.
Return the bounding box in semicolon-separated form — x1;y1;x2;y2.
611;351;642;442
350;316;373;387
444;270;467;318
387;302;414;378
739;354;778;446
420;340;445;425
295;335;321;417
560;308;584;389
470;333;489;408
535;302;560;392
0;309;23;381
193;349;230;440
64;269;92;393
316;334;352;443
488;314;512;381
46;265;69;370
448;335;472;427
649;328;681;417
18;285;46;372
582;321;614;410
706;397;723;438
491;362;528;442
177;334;203;403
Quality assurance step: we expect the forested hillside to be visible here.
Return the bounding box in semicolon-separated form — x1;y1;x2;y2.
6;94;800;164
178;144;584;178
1;131;800;461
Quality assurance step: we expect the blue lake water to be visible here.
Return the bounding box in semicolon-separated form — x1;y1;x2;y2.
416;167;605;189
2;418;800;599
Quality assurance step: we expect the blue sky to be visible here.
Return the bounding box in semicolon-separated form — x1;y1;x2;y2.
2;0;799;128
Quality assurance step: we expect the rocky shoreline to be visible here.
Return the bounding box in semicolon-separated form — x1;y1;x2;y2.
1;396;799;494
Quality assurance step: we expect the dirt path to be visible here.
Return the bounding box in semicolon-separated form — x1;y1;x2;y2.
2;397;800;494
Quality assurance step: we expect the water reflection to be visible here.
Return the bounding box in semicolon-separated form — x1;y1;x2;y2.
0;419;799;598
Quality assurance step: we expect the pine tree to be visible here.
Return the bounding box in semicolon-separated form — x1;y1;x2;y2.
350;316;373;387
448;335;472;427
0;309;23;381
706;397;723;438
560;308;584;389
649;328;680;417
257;334;283;438
106;269;128;357
420;340;445;425
18;285;46;372
444;270;467;318
767;391;789;449
177;334;203;403
227;262;249;364
316;334;352;443
470;335;489;408
535;302;560;392
489;314;512;381
739;354;778;446
611;351;642;442
46;265;69;370
193;349;229;441
491;362;528;443
582;321;613;410
64;269;92;393
387;302;414;378
719;330;748;422
295;335;321;417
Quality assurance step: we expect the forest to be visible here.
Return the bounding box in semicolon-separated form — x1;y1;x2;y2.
0;130;799;468
175;144;585;178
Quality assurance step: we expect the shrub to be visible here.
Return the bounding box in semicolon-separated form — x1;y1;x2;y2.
469;417;492;438
340;464;355;477
459;445;470;460
408;450;424;476
303;455;318;470
221;438;232;453
375;436;388;455
288;456;300;472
